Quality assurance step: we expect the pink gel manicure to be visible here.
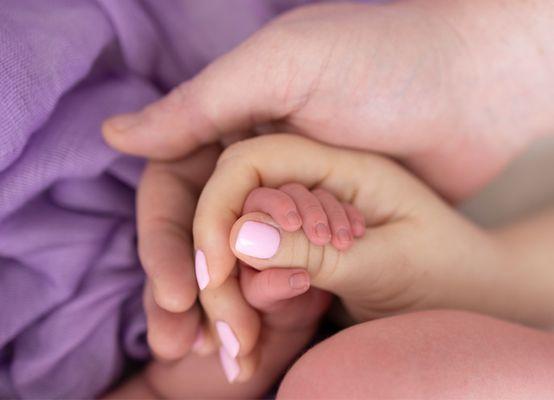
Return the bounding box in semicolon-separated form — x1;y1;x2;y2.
216;321;240;358
195;250;209;290
219;347;240;383
235;221;280;259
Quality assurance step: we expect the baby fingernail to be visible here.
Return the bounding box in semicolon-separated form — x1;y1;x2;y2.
337;228;352;244
235;221;280;259
219;347;240;383
286;211;301;227
289;272;310;290
315;223;331;240
195;250;210;290
216;321;240;358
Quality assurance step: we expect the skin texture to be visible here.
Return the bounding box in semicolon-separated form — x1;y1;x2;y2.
198;183;363;379
107;134;554;397
278;311;554;399
137;145;221;361
103;0;554;198
193;134;554;378
106;202;333;398
106;266;327;398
101;0;554;367
130;155;355;389
100;0;554;394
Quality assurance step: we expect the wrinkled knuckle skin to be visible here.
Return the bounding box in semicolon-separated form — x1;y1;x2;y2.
305;241;341;289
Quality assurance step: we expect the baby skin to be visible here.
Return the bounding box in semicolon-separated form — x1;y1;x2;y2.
190;134;554;397
111;134;554;398
108;169;365;398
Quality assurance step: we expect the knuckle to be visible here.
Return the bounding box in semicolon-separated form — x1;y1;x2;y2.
218;140;248;165
301;239;341;287
262;269;277;293
311;187;330;198
303;203;326;218
155;84;189;115
328;207;348;221
317;245;342;287
272;195;294;211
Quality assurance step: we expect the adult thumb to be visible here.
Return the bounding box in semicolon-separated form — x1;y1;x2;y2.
102;37;292;159
229;212;402;299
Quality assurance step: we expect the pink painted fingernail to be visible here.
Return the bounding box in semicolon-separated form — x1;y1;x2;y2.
235;221;280;259
216;321;240;358
219;347;240;383
195;250;209;290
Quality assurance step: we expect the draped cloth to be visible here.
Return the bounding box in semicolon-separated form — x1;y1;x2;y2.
0;1;315;397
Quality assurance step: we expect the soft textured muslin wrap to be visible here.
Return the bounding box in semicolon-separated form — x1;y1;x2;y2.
0;1;316;397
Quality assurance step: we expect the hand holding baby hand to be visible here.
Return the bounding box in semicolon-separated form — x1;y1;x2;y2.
103;1;553;201
196;135;506;333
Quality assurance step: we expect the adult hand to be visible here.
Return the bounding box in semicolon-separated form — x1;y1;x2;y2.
103;0;554;200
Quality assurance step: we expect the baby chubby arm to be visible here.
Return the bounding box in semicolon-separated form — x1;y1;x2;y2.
488;208;554;329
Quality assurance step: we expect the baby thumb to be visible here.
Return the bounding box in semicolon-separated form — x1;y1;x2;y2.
230;212;385;297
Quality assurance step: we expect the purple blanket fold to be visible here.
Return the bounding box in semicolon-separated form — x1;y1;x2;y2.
0;0;315;397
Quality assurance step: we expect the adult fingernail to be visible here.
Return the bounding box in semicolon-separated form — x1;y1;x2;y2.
105;112;141;132
219;347;240;383
216;321;240;358
195;250;210;290
315;223;331;240
235;221;280;259
289;272;310;290
286;211;301;227
337;228;352;244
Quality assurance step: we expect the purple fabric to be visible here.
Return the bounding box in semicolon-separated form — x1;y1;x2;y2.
0;0;317;397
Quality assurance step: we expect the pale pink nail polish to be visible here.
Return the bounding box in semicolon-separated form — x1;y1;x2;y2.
235;221;280;259
195;250;209;290
216;320;240;358
219;347;240;383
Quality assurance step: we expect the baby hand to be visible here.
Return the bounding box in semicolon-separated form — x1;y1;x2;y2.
194;134;507;371
197;180;363;381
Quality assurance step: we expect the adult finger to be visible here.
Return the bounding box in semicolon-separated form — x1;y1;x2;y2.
138;145;220;312
143;281;202;361
102;29;294;159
